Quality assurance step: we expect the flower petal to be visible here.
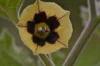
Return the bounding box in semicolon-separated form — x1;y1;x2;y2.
39;1;67;19
35;0;73;54
36;41;65;54
17;27;37;53
46;32;59;44
18;1;38;26
55;12;73;47
17;0;73;54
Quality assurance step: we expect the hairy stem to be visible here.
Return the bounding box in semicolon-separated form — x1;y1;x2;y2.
63;0;100;66
37;54;55;66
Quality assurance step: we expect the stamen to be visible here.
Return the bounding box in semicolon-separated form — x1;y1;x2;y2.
37;0;40;12
57;40;67;47
58;12;69;21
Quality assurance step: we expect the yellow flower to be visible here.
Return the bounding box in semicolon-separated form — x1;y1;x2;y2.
17;0;73;54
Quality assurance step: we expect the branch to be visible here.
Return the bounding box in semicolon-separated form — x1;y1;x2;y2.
63;0;100;66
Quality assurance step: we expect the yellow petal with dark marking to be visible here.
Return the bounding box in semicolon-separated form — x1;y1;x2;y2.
18;1;38;26
17;27;37;53
56;12;73;48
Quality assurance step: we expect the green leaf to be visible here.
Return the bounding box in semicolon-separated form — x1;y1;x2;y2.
0;0;23;22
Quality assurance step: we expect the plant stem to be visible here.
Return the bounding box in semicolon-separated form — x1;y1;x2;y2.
37;54;55;66
46;54;55;66
63;0;100;66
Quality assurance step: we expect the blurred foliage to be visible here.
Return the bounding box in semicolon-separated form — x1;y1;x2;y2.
74;27;100;66
96;25;100;36
0;30;38;66
0;0;22;22
0;0;100;66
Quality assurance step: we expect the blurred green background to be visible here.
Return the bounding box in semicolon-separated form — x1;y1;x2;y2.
0;0;100;66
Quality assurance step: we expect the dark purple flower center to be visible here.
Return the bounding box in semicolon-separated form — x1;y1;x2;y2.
27;12;60;46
